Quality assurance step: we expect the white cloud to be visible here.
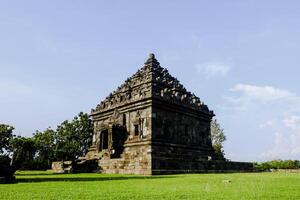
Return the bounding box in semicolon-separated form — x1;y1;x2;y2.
283;115;300;130
260;132;291;160
222;84;300;160
259;119;277;128
223;84;300;112
260;115;300;160
230;84;295;102
196;62;231;78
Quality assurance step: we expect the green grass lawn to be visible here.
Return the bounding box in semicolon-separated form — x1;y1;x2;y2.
0;171;300;200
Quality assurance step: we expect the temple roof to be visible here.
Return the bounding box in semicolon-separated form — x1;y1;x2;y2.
91;54;213;116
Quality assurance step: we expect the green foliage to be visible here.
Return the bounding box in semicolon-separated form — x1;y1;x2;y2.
2;112;93;170
0;124;14;155
254;160;300;171
26;112;93;169
10;137;36;170
54;112;93;161
32;128;56;169
1;172;300;199
0;124;15;182
210;119;226;160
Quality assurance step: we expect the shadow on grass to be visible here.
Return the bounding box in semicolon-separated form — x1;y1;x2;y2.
16;173;62;176
16;174;177;183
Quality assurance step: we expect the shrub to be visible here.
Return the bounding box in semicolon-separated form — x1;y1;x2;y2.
254;160;300;171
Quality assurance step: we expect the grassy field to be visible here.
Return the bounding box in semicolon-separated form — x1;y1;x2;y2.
0;171;300;200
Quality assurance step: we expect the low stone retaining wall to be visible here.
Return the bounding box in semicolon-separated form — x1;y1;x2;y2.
52;160;99;174
52;160;253;175
152;160;254;175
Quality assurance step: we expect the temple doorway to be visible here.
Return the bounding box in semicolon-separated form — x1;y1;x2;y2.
111;125;127;158
99;129;108;151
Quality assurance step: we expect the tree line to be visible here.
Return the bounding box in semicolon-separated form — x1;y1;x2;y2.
254;160;300;171
0;112;93;181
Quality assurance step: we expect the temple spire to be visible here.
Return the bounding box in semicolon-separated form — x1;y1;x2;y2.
144;53;160;68
149;53;155;59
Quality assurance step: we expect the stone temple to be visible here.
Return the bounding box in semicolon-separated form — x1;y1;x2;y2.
81;54;252;175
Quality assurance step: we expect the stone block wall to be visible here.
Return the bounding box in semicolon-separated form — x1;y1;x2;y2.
152;159;254;175
99;142;152;175
152;105;212;148
51;161;73;173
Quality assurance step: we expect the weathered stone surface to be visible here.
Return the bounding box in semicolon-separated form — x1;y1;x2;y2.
51;161;73;173
80;54;252;175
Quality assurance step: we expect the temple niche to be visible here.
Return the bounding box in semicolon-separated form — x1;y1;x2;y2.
80;53;252;175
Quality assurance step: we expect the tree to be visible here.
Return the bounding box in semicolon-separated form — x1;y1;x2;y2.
54;112;93;161
0;124;14;155
0;124;15;182
1;112;93;172
10;136;36;170
211;118;226;160
33;128;55;169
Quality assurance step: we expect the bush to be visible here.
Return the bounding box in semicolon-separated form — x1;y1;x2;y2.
254;160;300;171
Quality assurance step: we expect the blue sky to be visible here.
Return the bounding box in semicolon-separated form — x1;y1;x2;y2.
1;1;300;161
